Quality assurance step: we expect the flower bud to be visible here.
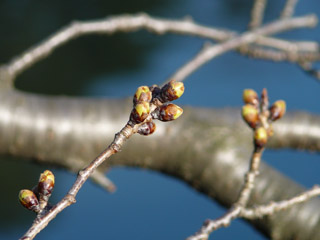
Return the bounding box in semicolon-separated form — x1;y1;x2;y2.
241;104;259;128
137;121;156;136
157;103;183;122
254;127;268;148
133;86;152;104
243;89;259;105
269;100;286;121
160;80;184;102
19;189;40;212
130;102;150;123
38;170;55;197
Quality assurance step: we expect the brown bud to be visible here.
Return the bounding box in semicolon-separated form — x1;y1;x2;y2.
133;86;152;104
160;80;184;102
254;127;268;148
241;104;259;128
156;103;183;122
38;170;55;197
243;89;259;106
137;121;156;136
130;102;150;123
19;189;40;212
269;100;286;121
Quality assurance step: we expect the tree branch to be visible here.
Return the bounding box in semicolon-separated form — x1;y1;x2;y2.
0;8;318;240
2;13;317;85
249;0;268;29
281;0;299;19
169;14;317;82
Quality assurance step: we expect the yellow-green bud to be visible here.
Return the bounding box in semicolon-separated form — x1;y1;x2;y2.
19;189;40;212
158;103;183;122
38;170;55;197
133;86;152;104
130;102;150;123
269;100;286;121
160;80;184;102
254;127;268;147
243;89;259;105
242;104;259;128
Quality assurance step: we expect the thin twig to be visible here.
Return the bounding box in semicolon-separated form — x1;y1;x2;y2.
249;0;268;29
20;124;136;239
19;80;183;239
169;14;317;82
281;0;299;19
186;147;265;240
187;89;271;240
241;185;320;219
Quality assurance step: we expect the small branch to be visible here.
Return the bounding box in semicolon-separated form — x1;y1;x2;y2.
186;185;320;240
187;89;271;240
20;124;135;239
249;0;268;29
63;158;116;193
242;185;320;219
170;14;317;82
281;0;299;19
19;80;185;240
186;147;265;240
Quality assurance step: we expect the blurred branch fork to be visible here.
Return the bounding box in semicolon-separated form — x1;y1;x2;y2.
0;0;320;239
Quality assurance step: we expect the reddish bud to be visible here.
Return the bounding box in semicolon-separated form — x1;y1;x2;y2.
38;170;55;197
19;189;40;212
241;104;259;128
243;89;259;106
156;103;183;122
133;86;152;104
137;121;156;136
269;100;286;121
160;80;184;102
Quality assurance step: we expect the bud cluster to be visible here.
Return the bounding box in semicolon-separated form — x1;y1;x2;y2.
130;80;185;136
18;170;55;213
241;88;286;148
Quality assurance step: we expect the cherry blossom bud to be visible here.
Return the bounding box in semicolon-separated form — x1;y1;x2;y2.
243;89;259;106
130;102;150;123
242;104;259;128
269;100;286;121
137;121;156;136
19;189;40;212
133;86;152;104
156;103;183;122
254;127;268;148
160;80;184;102
38;170;55;197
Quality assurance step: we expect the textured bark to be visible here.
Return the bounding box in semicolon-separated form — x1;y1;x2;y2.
0;88;319;239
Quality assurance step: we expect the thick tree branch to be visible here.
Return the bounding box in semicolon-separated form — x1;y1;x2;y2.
0;89;319;239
